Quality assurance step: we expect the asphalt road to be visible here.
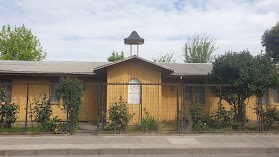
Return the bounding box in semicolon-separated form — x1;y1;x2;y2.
2;153;279;157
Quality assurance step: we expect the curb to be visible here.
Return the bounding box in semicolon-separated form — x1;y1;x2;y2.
1;147;278;156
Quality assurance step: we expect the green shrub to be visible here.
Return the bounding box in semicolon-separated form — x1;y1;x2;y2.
31;94;52;130
190;105;215;131
212;107;236;129
46;116;65;132
135;108;159;131
104;96;134;131
55;77;84;130
0;89;19;128
263;104;279;128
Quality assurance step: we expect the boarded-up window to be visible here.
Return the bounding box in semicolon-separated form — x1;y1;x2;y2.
195;86;205;104
50;82;59;103
273;89;279;103
184;86;193;103
1;80;12;103
128;78;141;104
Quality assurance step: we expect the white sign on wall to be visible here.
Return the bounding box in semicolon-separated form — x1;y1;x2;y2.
128;78;141;104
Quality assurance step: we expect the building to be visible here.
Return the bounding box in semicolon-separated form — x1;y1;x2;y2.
0;55;275;124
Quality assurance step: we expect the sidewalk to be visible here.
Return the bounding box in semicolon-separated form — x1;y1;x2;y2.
0;134;279;156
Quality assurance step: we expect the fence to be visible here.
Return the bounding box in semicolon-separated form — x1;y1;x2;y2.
0;82;278;134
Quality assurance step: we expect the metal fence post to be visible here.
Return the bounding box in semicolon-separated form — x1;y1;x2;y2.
181;85;184;133
66;85;69;134
70;87;73;135
140;84;143;131
261;101;264;132
101;84;105;131
96;85;101;134
24;84;29;134
177;85;179;132
219;86;222;128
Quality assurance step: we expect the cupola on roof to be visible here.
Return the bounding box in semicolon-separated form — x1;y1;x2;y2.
124;31;144;45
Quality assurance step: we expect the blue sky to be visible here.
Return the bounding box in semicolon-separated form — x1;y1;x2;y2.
0;0;278;62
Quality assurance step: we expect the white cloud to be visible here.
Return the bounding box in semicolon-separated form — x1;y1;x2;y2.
0;0;278;62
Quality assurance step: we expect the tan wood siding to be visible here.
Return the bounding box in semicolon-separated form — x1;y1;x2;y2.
8;79;99;122
106;60;162;124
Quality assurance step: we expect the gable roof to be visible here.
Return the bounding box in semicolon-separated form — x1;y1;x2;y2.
0;59;213;76
94;55;175;73
159;63;212;76
0;60;107;75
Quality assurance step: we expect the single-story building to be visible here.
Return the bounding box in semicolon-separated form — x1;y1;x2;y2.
0;55;277;123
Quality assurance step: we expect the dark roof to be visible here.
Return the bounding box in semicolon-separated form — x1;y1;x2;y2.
124;31;144;45
0;59;213;76
94;55;175;73
0;60;108;75
159;63;212;76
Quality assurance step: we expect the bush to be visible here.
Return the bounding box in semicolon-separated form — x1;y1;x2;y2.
31;94;52;130
212;107;236;129
263;104;279;128
32;94;65;132
46;116;65;132
189;105;215;131
55;77;84;130
0;89;19;128
104;96;134;131
135;108;159;131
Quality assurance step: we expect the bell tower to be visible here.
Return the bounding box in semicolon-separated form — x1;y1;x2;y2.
124;31;144;56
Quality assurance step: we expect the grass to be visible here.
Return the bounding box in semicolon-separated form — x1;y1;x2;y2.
100;120;179;134
0;126;42;133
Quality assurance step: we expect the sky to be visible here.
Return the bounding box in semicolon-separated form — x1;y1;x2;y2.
0;0;278;63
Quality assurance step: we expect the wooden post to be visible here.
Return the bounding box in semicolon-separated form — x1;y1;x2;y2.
137;44;139;56
130;45;132;56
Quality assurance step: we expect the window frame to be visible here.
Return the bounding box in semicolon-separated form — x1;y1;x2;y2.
1;79;12;103
50;81;59;104
184;86;205;105
273;88;279;104
195;86;205;104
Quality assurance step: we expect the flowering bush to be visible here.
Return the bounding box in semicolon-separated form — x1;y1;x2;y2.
0;89;19;128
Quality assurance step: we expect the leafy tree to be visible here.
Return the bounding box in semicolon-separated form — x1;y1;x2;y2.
261;21;279;61
0;24;46;61
152;53;176;63
107;51;124;62
208;51;279;125
183;34;217;63
55;77;84;132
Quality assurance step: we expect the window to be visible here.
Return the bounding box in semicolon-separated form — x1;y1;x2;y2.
1;80;12;103
184;86;205;104
50;82;59;103
184;86;193;103
195;86;205;104
260;93;269;104
273;89;279;103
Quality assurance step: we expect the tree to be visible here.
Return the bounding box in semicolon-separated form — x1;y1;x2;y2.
107;51;124;62
152;53;176;63
183;34;217;63
208;50;279;125
261;21;279;61
55;77;84;132
0;24;46;61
